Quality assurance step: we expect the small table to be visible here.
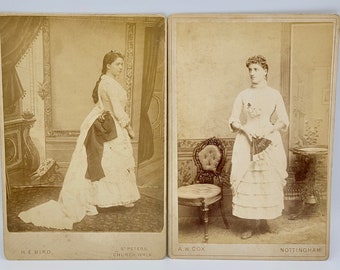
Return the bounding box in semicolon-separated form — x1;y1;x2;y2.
288;146;328;220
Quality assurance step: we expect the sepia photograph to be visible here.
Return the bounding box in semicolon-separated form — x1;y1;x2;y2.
0;14;166;259
168;14;339;260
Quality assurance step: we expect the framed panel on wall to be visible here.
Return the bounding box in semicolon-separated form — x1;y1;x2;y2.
168;14;339;260
0;14;167;260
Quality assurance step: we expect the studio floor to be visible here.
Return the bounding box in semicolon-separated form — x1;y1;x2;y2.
6;186;164;232
178;201;328;244
6;158;165;233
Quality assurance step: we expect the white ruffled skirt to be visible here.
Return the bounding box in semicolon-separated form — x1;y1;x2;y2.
230;130;287;220
18;106;140;230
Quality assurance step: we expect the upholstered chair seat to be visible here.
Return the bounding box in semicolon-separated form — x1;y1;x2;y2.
178;184;221;206
178;137;229;241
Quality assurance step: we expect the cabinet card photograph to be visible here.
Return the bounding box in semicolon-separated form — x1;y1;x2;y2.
168;14;339;260
0;14;166;259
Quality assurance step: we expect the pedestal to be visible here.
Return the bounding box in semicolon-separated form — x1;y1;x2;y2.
288;146;328;220
4;117;40;188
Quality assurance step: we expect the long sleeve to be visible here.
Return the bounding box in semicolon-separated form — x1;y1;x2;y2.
228;92;243;132
274;93;289;132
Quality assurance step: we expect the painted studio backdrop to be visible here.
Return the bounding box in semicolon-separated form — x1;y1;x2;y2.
175;20;334;244
1;16;165;232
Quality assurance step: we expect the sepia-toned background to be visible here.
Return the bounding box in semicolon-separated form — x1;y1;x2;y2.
1;15;166;235
170;15;338;257
1;0;340;268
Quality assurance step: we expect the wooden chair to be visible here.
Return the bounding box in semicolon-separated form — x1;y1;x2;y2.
178;137;229;241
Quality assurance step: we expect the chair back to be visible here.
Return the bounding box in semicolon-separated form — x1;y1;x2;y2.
193;137;226;184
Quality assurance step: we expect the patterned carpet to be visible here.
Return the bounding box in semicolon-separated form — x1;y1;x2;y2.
7;187;164;232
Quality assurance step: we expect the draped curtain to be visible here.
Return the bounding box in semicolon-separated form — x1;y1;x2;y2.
138;27;161;163
0;16;43;112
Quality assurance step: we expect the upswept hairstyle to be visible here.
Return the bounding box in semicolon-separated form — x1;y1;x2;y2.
92;50;124;104
245;55;269;72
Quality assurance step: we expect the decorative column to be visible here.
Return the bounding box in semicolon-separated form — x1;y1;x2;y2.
125;23;136;119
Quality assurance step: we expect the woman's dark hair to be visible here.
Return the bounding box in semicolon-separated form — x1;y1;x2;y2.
92;50;124;104
245;55;269;72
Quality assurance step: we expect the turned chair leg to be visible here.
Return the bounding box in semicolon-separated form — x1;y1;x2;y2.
201;201;209;242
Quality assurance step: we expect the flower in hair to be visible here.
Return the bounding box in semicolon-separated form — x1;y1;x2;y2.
110;49;122;54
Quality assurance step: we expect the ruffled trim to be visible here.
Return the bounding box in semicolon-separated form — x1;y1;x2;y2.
92;171;140;207
232;204;283;220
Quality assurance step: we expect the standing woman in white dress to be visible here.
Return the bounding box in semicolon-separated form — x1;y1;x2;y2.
90;50;140;209
92;51;140;207
19;50;140;229
228;55;289;239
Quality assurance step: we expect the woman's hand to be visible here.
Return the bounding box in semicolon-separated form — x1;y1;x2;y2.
126;125;135;139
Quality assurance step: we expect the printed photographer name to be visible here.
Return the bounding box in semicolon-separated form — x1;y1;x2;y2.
21;249;52;255
280;246;323;254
